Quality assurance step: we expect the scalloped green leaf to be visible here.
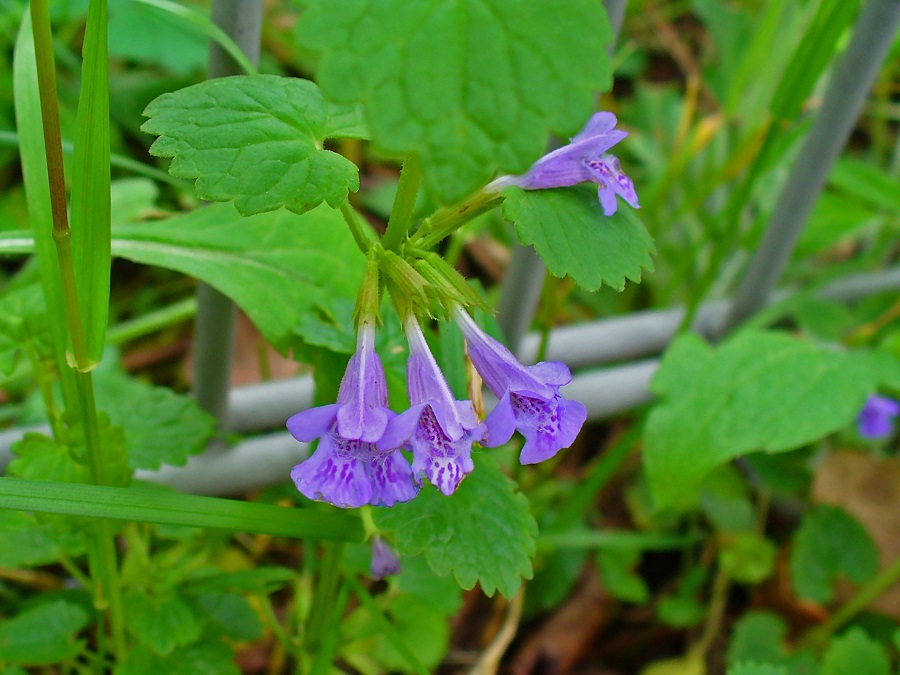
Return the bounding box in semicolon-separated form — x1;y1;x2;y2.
142;75;365;214
0;601;89;665
110;202;364;352
374;454;537;598
821;629;890;675
501;186;654;291
297;0;613;203
644;332;892;510
790;505;878;604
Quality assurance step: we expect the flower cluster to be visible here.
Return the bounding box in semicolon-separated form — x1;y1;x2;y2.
287;311;587;508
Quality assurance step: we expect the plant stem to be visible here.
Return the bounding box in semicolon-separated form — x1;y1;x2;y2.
382;155;422;251
29;0;126;658
304;542;345;654
802;557;900;649
106;297;197;345
340;200;375;254
412;190;504;250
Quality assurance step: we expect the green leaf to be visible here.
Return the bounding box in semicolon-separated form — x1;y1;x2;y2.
790;505;879;604
190;593;263;642
597;548;649;603
297;0;612;203
726;612;788;668
657;568;707;628
394;554;464;617
0;510;80;568
110;203;364;351
0;477;365;542
187;567;296;594
116;641;240;675
93;368;214;470
108;0;208;75
9;432;88;483
374;454;537;598
718;532;777;584
727;665;788;675
124;592;202;655
820;628;890;675
501;187;655;291
343;593;448;674
644;331;888;509
0;284;46;377
142;75;364;215
70;0;111;365
0;600;89;665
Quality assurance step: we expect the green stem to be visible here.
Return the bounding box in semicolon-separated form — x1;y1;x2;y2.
412;190;504;250
106;297;197;345
75;371;127;657
304;542;345;653
29;0;126;657
802;557;900;649
340;201;374;254
382;155;422;251
29;0;91;370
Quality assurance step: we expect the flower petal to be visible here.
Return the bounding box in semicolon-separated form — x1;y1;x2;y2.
571;111;620;143
286;404;341;442
378;403;427;451
370;450;419;506
291;434;373;508
408;406;476;495
483;391;517;448
516;394;588;465
336;323;390;442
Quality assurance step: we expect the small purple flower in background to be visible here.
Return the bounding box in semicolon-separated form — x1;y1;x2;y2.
489;111;639;216
370;537;402;580
379;317;486;496
454;307;587;464
287;322;419;508
858;394;899;440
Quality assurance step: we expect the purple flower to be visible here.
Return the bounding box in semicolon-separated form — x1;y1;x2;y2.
858;394;899;440
287;323;419;508
370;537;401;579
454;308;587;464
490;111;639;216
379;317;486;496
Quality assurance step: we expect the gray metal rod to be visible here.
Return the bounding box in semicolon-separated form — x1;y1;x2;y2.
723;0;900;331
192;0;263;430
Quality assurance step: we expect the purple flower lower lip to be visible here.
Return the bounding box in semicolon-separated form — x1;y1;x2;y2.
379;317;485;496
287;322;418;508
488;111;639;216
453;307;587;464
857;394;899;439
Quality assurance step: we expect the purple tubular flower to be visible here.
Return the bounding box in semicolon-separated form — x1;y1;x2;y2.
453;308;587;465
370;537;402;580
490;111;639;216
287;323;419;508
857;394;900;440
379;318;486;496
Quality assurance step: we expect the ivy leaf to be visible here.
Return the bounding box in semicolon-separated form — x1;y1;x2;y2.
0;511;81;568
644;331;889;510
190;594;263;642
93;369;214;471
297;0;612;203
726;612;788;668
123;593;203;656
727;665;788;675
820;628;890;675
597;548;649;603
374;454;537;598
501;187;654;291
790;505;878;604
111;203;364;352
142;75;364;214
0;601;89;665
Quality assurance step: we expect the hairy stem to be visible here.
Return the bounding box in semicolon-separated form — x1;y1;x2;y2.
382;155;422;251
